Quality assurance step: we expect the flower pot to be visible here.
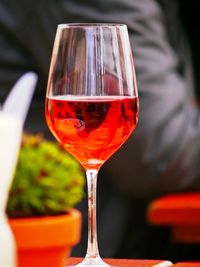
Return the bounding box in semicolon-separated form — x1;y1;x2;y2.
9;209;82;267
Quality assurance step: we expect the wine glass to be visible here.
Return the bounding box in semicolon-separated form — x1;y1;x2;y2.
45;23;139;267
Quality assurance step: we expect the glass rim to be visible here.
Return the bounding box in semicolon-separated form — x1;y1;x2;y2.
57;23;127;29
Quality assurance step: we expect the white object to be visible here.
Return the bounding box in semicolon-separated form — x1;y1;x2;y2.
0;72;37;267
0;113;23;211
153;261;173;267
3;72;37;125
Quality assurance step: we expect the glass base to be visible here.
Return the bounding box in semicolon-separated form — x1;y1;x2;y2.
66;257;110;267
65;258;172;267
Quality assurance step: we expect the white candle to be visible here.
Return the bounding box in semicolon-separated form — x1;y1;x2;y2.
0;112;23;211
0;72;37;267
0;112;23;267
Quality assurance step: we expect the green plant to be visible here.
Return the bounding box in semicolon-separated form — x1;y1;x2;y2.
6;133;85;218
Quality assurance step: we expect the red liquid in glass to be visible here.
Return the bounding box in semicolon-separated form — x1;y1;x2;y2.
46;96;139;169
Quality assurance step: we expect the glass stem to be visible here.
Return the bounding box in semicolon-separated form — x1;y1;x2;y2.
85;168;100;261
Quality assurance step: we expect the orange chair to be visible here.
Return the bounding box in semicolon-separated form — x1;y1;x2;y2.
147;193;200;243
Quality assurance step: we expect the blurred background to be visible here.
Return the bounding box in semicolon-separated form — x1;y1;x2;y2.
1;0;200;263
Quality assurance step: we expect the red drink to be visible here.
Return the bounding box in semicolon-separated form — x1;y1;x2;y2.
46;96;139;169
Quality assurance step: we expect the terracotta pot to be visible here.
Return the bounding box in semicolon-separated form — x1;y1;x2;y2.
9;209;81;267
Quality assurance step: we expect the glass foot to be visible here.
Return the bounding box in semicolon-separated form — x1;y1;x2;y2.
66;257;110;267
65;258;173;267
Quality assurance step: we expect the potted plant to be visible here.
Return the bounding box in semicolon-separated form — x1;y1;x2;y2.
6;133;85;267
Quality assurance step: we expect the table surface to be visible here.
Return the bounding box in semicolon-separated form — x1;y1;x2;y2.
66;257;200;267
65;257;173;267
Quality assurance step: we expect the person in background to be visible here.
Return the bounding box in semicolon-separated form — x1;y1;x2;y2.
1;0;200;262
